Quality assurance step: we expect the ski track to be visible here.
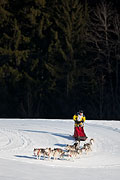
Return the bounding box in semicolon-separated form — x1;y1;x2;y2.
0;120;120;168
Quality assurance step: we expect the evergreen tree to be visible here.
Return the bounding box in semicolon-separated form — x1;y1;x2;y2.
46;0;90;97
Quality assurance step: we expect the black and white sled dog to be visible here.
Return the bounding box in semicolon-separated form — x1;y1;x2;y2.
83;138;94;153
33;148;52;159
65;140;80;151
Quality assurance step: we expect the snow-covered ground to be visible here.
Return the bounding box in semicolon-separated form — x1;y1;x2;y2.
0;119;120;180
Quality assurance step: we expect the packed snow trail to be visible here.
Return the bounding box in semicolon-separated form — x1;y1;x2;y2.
0;119;120;168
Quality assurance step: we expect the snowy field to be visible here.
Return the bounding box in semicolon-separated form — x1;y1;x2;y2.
0;119;120;180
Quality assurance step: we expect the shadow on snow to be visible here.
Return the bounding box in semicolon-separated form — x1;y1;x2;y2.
20;129;74;141
15;155;36;159
19;129;74;147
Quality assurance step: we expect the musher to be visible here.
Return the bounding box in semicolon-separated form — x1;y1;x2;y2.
73;110;87;141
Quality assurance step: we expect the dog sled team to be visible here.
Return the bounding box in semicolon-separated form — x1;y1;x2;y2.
33;110;94;160
33;138;94;160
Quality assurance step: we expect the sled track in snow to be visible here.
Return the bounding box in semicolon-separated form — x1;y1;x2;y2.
0;120;120;168
0;127;32;154
86;122;120;134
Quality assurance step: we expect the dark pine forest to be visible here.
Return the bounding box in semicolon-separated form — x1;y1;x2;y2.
0;0;120;119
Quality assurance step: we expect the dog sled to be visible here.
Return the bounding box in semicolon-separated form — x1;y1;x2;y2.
74;126;87;141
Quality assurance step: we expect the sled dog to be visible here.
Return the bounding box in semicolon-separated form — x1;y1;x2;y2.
67;149;81;159
33;148;50;159
52;148;65;160
46;148;65;160
74;141;80;149
66;141;80;151
83;138;94;153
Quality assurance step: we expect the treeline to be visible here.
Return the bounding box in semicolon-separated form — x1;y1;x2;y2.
0;0;120;119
